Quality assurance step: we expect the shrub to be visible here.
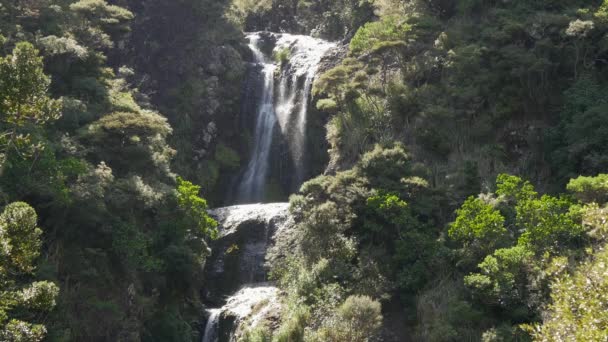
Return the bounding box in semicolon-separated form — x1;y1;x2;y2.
274;48;290;66
350;15;412;55
529;245;608;341
567;174;608;203
316;295;383;342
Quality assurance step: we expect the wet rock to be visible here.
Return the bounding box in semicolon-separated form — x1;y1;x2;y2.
203;203;292;303
253;31;278;58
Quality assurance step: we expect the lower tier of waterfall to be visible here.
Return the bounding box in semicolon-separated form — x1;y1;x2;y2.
202;285;279;342
201;203;292;342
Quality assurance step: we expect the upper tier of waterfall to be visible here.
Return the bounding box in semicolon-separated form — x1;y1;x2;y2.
236;35;277;203
274;34;336;186
235;32;336;204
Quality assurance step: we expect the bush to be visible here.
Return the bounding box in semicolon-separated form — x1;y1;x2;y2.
273;306;310;342
350;15;412;55
529;245;608;341
316;295;382;342
215;143;241;170
567;174;608;203
273;48;290;66
449;196;508;257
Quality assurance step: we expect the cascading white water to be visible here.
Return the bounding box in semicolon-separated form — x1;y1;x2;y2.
237;35;277;203
274;35;335;186
202;309;221;342
201;285;279;342
236;33;335;203
201;204;291;342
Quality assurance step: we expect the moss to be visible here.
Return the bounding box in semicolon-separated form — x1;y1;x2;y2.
264;179;287;202
215;143;241;170
273;47;290;66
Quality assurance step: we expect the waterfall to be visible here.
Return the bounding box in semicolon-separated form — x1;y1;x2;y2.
202;309;220;342
237;35;277;203
236;33;335;203
201;203;292;342
274;34;335;186
201;285;279;342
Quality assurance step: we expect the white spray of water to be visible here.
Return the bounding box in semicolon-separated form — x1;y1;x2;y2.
201;285;278;342
202;309;221;342
237;34;277;203
274;34;335;186
236;33;335;202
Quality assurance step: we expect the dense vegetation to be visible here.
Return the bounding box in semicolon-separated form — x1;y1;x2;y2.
1;0;608;341
0;0;222;340
236;0;608;341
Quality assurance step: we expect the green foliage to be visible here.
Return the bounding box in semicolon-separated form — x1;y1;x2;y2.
364;191;436;293
273;145;439;338
112;223;163;272
416;278;485;341
581;204;608;242
228;0;374;39
88;111;172;139
0;42;61;127
0;0;230;339
496;174;537;203
227;0;272;28
0;320;47;342
316;98;338;112
447;174;589;331
464;246;533;314
85;110;174;175
242;326;272;342
176;177;218;239
273;306;310;342
315;295;383;342
143;309;193;342
350;15;411;55
0;202;43;273
5;0;608;339
449;196;507;256
0;42;61;167
69;0;134;41
126;0;245;194
567;174;608;203
530;245;608;341
516;195;584;253
357;143;411;190
215;143;240;170
0;202;59;342
273;48;290;66
548;76;608;182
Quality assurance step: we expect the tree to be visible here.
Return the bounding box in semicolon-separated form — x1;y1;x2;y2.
567;174;608;204
464;246;533;315
349;15;411;55
449;196;508;264
529;245;608;341
69;0;134;49
0;202;59;342
0;42;62;169
176;177;218;240
85;110;174;176
516;195;584;253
